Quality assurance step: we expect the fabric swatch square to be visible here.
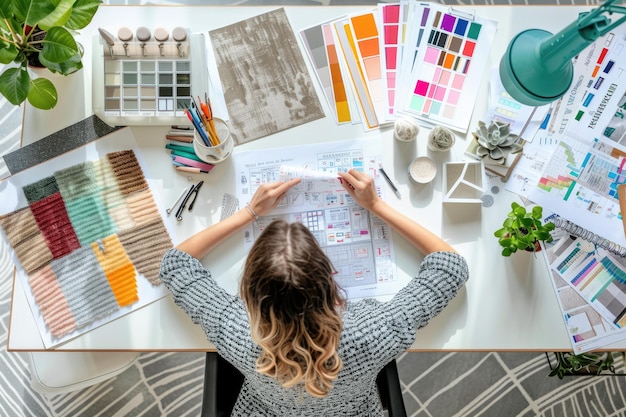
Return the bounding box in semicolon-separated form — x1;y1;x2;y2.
118;219;173;285
91;234;138;307
107;150;148;195
23;176;59;204
29;192;81;258
50;246;120;331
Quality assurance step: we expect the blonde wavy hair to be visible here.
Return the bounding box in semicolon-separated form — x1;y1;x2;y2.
240;219;345;398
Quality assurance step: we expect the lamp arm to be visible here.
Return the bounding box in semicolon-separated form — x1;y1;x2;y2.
539;1;626;71
578;3;626;39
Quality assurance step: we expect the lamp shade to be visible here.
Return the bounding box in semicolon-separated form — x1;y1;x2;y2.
499;29;575;107
499;16;599;107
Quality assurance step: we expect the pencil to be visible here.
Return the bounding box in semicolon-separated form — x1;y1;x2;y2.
176;166;210;174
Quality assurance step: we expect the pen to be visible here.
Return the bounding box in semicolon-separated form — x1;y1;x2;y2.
166;187;188;215
379;167;401;199
185;108;211;147
188;180;204;210
175;186;195;221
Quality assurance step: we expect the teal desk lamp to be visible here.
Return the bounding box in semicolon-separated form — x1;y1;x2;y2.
500;0;626;106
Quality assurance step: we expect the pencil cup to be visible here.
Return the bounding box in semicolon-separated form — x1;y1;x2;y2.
193;118;233;164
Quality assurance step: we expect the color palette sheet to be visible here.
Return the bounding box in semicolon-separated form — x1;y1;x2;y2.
378;2;408;119
300;21;355;125
551;236;626;329
545;235;626;353
102;58;192;116
332;11;383;130
398;4;497;132
0;128;174;348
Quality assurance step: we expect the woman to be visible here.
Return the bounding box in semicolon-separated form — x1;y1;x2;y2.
160;169;468;416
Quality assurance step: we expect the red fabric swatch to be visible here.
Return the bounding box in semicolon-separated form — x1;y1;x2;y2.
30;192;80;258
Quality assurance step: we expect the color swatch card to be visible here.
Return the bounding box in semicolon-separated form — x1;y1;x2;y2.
398;5;497;133
102;58;192;116
393;1;432;117
377;2;407;119
333;10;384;130
550;236;626;329
0;128;174;348
300;20;354;125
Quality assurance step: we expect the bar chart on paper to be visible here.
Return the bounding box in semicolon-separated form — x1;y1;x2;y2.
531;134;626;248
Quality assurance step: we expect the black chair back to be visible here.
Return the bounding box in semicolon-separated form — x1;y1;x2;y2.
200;352;407;417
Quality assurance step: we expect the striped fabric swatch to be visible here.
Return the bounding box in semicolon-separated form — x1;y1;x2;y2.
107;150;149;195
91;235;138;307
22;176;59;204
49;246;120;331
0;149;173;339
29;192;81;259
0;207;53;274
118;219;173;286
28;265;78;338
56;161;117;246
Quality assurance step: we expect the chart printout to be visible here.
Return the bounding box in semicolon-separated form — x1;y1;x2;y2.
529;133;626;248
234;138;402;300
543;235;626;353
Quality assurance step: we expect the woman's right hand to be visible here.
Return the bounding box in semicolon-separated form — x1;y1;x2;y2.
338;169;381;212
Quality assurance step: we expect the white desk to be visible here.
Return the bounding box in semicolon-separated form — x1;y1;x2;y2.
9;5;622;351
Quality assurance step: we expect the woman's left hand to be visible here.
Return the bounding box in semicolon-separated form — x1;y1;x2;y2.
248;178;301;217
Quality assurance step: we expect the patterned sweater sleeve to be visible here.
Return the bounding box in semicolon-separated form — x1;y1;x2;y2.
346;251;468;365
159;248;256;368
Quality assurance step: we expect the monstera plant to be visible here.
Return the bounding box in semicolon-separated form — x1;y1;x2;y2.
0;0;102;109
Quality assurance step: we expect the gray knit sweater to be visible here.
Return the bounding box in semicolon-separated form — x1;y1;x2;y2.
160;248;468;416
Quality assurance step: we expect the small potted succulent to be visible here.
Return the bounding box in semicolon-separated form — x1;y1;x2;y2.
0;0;102;110
494;202;555;256
473;120;523;164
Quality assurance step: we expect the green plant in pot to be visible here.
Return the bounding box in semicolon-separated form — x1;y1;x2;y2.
0;0;102;110
494;202;555;256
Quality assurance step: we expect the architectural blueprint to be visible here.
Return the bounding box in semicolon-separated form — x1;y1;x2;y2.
234;138;402;299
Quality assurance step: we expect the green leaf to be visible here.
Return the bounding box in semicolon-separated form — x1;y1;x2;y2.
513;205;526;217
0;66;30;105
65;0;102;30
39;26;78;64
494;228;507;238
14;0;57;27
531;205;543;219
37;0;74;30
502;248;512;256
0;44;19;64
535;231;551;240
0;0;14;20
27;76;57;109
39;49;82;74
499;237;512;247
520;217;533;228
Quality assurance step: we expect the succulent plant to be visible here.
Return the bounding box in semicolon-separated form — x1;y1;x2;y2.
474;120;522;163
